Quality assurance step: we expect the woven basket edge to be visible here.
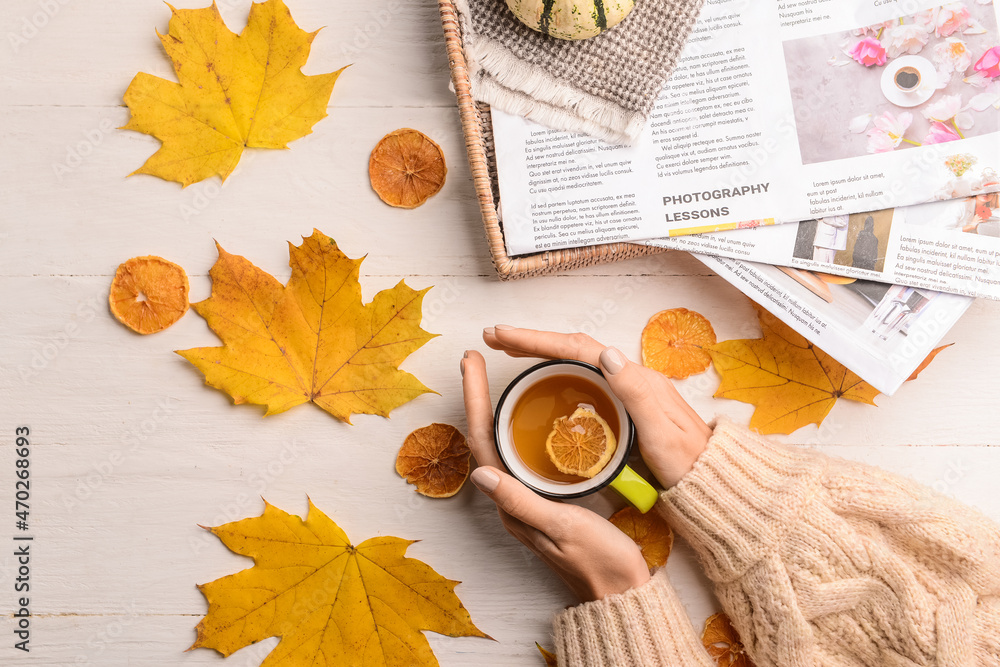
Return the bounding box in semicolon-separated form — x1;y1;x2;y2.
437;0;668;281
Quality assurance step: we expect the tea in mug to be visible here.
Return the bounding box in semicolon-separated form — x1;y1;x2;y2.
509;374;620;483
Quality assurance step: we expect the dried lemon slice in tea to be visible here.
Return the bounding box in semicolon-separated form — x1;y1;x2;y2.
369;128;447;208
545;407;617;479
641;308;717;379
109;256;189;334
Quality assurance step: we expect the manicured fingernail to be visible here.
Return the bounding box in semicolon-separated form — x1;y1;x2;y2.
484;327;495;337
471;467;500;493
460;358;466;377
463;350;470;359
495;324;514;331
600;347;627;375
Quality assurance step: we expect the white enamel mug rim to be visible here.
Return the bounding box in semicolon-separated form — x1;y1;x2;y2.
493;360;635;499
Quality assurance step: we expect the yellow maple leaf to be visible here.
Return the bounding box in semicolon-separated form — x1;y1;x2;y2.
706;304;879;435
122;0;345;187
177;230;437;422
191;500;489;666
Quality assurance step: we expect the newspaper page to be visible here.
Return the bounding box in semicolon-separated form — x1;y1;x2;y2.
492;0;1000;256
647;195;1000;300
694;253;973;395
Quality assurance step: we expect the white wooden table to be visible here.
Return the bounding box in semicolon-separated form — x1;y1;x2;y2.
2;1;998;664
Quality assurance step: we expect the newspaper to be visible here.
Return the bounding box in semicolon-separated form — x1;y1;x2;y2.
492;0;1000;256
694;253;973;395
647;196;1000;300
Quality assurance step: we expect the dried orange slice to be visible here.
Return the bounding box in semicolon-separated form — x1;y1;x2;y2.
702;613;756;667
109;256;189;334
609;506;674;570
395;423;471;498
545;407;616;479
641;308;716;379
369;128;447;208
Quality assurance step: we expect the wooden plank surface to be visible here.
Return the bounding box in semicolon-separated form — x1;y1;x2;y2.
1;0;998;665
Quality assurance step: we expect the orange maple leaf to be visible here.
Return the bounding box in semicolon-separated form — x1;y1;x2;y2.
177;230;437;422
907;344;953;381
536;642;558;666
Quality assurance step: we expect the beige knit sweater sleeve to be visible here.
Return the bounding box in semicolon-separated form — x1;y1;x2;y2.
554;419;1000;667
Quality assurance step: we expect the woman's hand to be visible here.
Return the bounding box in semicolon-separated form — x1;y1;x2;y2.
478;326;712;488
462;348;650;603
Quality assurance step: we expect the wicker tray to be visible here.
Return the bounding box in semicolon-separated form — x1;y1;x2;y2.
438;0;668;281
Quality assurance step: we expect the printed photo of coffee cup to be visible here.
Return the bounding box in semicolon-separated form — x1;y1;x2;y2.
894;65;921;92
781;3;999;164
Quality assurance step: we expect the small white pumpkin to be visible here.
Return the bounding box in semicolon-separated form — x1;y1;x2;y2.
505;0;636;41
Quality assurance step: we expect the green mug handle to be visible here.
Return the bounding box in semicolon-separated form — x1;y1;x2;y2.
608;465;659;513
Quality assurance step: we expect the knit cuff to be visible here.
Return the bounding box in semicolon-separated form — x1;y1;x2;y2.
659;418;826;582
553;569;713;667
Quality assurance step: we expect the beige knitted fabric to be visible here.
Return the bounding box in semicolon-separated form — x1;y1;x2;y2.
555;568;714;666
554;419;1000;666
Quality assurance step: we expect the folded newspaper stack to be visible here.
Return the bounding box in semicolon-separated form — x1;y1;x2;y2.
485;1;1000;394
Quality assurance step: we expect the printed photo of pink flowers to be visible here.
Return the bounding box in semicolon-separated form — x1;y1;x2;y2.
782;2;1000;165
